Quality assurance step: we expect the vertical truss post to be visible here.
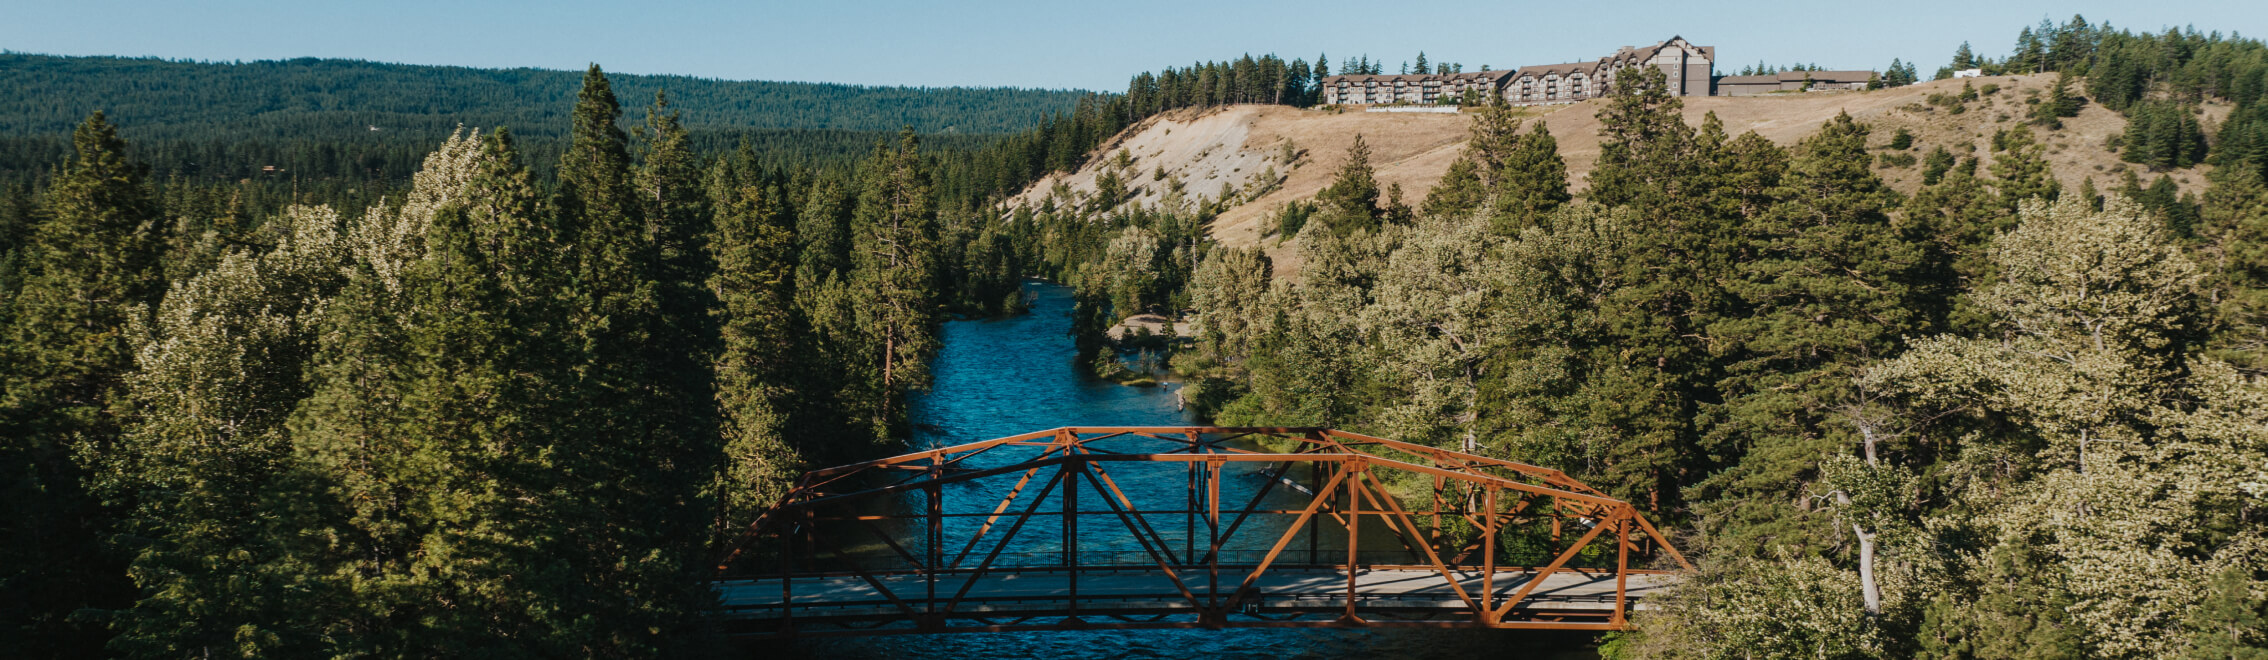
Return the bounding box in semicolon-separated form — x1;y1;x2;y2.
1614;506;1631;627
1344;463;1362;623
1431;474;1445;550
925;460;942;629
1482;486;1498;624
1185;456;1197;566
1065;455;1081;621
1551;500;1564;558
780;511;800;635
1206;455;1223;620
1308;460;1323;565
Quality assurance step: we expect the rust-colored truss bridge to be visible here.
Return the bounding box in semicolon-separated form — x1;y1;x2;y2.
714;427;1691;639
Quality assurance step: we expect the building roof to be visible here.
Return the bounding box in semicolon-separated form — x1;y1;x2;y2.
1514;62;1601;78
1322;70;1514;85
1717;70;1878;85
1716;74;1781;85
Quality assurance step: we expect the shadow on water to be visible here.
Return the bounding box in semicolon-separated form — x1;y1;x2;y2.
781;281;1604;659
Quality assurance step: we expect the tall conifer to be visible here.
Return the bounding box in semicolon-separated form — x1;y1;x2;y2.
0;111;159;655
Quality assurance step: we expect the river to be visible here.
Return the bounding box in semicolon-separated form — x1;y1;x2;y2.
780;281;1601;659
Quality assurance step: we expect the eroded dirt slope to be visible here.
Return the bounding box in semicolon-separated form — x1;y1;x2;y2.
1014;75;2223;281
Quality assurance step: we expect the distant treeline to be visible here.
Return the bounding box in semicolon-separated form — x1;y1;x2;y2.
1936;16;2268;179
0;53;1091;138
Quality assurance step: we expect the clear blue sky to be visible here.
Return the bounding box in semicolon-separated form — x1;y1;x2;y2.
3;0;2263;91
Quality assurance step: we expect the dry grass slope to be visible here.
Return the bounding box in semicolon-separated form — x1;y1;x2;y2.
1013;74;2227;281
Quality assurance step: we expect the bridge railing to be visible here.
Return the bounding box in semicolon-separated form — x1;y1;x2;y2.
765;548;1641;574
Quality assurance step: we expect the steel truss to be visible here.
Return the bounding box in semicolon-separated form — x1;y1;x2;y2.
715;427;1693;639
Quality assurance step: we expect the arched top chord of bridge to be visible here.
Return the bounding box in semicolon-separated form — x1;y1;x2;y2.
714;427;1692;639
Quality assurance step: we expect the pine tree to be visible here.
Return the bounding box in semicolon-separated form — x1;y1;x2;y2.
1420;156;1484;220
1575;66;1715;510
292;127;591;655
1905;158;2009;335
556;64;716;650
1703;113;1927;554
850;130;941;439
97;205;349;657
0;111;161;656
707;161;804;539
1990;126;2061;207
1314;134;1381;234
1486;119;1570;233
1921;146;1956;185
2182;565;2268;657
2200;165;2268;371
1588;66;1697;211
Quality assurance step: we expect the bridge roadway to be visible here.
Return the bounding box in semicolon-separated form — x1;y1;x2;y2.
718;566;1676;623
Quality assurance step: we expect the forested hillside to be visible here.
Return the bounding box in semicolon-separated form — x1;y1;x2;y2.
1015;17;2268;658
0;64;1055;656
0;53;1087;137
3;14;2266;659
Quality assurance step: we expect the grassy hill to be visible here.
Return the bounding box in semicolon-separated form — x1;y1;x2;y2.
1018;74;2225;280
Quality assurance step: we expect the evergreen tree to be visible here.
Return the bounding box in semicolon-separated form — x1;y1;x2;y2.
707;161;804;537
0;111;161;656
1704;113;1928;555
1921;146;1956;185
1577;66;1715;510
97;205;348;657
1905;158;2008;335
293;127;597;655
2183;565;2268;657
1473;108;1570;233
1589;67;1698;211
1419;156;1484;221
849;130;941;438
557;64;717;650
1314;134;1382;235
2200;165;2268;371
1990;126;2061;207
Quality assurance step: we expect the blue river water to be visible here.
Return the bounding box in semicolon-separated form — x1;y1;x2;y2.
780;282;1601;659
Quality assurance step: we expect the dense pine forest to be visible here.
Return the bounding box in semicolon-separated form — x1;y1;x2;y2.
1128;19;2268;659
4;14;2267;659
0;53;1088;137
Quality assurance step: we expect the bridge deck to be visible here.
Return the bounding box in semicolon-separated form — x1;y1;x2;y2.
720;567;1675;621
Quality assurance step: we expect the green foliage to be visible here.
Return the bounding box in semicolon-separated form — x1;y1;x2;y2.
0;52;1084;139
1314;135;1382;235
848;130;942;436
1989;126;2060;207
97;205;348;657
2029;72;2084;128
1419;156;1485;220
1616;555;1893;659
1921;146;1956;185
707;157;802;538
2121;102;2211;169
2200;166;2268;371
0;111;161;655
1702;112;1930;555
2184;565;2268;658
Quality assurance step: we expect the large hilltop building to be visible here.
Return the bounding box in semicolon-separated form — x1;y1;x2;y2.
1320;37;1868;106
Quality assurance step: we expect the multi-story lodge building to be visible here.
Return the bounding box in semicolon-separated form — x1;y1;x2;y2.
1321;36;1800;106
1320;70;1516;106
